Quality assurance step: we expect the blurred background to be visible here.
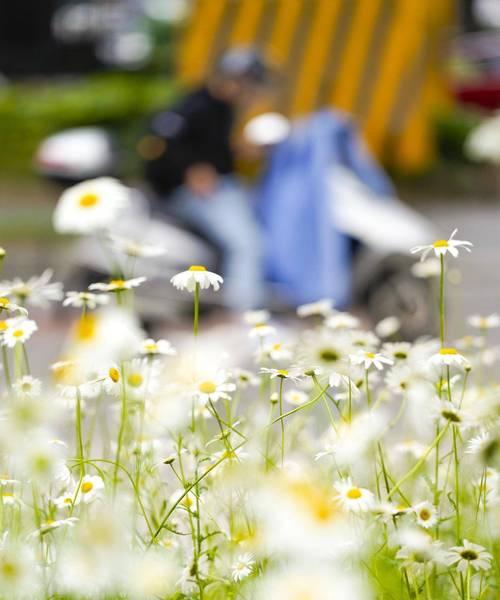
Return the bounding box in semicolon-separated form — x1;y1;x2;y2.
2;0;500;348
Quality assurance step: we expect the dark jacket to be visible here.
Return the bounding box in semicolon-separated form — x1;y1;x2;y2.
144;86;234;196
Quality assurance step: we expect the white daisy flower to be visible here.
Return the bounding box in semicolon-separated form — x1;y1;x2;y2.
139;338;176;357
350;350;394;371
260;367;303;383
0;297;28;316
296;298;334;318
107;233;166;258
411;258;441;278
410;229;473;261
413;501;438;529
259;341;293;362
466;431;491;455
77;475;104;504
284;389;308;406
30;517;79;537
468;313;500;330
170;265;223;292
334;478;375;513
12;375;42;398
445;540;492;572
88;276;146;293
0;269;63;307
195;371;236;404
243;309;270;325
63;291;109;310
53;177;130;234
325;311;360;330
249;323;276;339
53;492;80;510
375;316;401;338
231;553;255;582
429;347;469;368
2;317;37;347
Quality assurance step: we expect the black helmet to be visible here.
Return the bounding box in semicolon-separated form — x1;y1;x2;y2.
215;47;270;84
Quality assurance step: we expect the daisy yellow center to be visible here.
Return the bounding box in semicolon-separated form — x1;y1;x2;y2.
81;481;93;493
63;497;73;504
319;347;339;362
78;193;99;208
347;487;362;499
277;369;288;377
199;381;217;394
21;382;32;392
0;321;7;331
12;329;24;338
365;352;376;359
189;265;206;272
419;509;431;521
439;347;457;355
272;343;282;350
127;373;143;388
144;343;157;353
110;279;126;289
108;367;120;383
433;239;448;248
76;315;96;341
0;561;18;579
0;297;9;307
289;482;338;523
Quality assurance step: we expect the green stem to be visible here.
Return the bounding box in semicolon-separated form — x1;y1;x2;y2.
75;387;85;479
279;377;285;467
439;253;445;345
193;282;200;337
113;363;128;490
1;346;11;391
388;423;450;499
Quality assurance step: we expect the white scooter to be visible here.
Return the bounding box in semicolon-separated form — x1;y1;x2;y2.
35;118;437;338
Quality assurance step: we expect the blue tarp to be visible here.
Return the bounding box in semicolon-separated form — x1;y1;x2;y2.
256;109;394;307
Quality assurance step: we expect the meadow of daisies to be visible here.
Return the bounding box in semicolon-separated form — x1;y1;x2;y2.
0;176;498;600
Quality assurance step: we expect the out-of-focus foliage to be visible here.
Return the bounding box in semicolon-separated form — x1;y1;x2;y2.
434;106;484;162
0;74;177;175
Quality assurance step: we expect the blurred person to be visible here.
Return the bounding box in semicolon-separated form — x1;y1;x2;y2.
144;48;270;311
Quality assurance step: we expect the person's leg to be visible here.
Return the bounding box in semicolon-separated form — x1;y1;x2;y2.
166;179;265;310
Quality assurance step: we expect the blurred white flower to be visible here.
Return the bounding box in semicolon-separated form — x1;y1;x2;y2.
0;269;63;307
296;298;334;318
139;338;176;357
325;311;360;330
0;297;28;316
53;177;130;234
12;375;42;398
89;276;146;293
107;233;166;258
468;313;500;330
375;316;401;338
350;350;393;371
411;257;441;278
429;347;469;369
231;553;254;582
170;265;223;292
1;317;37;347
63;291;109;309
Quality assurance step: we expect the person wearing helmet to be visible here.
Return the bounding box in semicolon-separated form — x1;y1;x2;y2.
143;48;270;311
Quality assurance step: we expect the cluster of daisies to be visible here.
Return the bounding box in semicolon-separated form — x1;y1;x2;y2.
0;178;497;600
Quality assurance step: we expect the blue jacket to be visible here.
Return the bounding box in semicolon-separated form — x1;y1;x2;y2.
257;109;393;307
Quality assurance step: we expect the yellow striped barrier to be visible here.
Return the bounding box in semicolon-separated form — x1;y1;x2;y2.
176;0;454;172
